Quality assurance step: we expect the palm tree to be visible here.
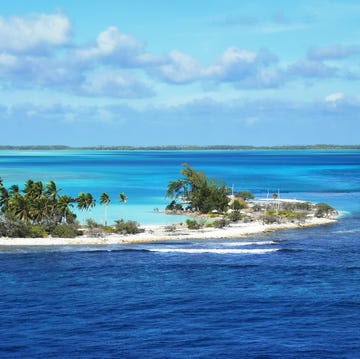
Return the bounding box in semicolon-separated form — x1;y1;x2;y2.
76;192;87;225
57;195;73;223
99;192;110;226
76;192;95;225
0;186;9;213
8;193;30;222
29;196;48;224
45;180;61;201
118;192;127;219
23;179;34;197
9;184;20;196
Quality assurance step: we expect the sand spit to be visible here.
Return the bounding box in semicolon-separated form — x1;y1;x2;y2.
0;217;336;246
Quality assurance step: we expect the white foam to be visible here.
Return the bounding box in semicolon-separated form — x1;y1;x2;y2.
148;248;278;254
334;229;360;234
220;241;276;246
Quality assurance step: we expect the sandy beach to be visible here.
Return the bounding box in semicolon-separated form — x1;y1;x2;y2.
0;217;336;246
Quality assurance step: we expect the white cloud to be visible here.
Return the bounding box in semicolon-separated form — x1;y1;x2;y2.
0;13;70;52
204;47;280;87
153;50;203;84
75;26;165;67
80;69;154;98
76;27;142;61
325;92;344;103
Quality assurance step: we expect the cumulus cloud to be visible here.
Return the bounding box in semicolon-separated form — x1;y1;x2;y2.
151;50;203;84
0;11;357;100
204;47;281;87
0;13;70;53
75;26;165;67
149;46;281;88
79;69;154;98
308;45;360;60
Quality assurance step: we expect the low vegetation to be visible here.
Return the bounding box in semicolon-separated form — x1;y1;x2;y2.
165;164;337;228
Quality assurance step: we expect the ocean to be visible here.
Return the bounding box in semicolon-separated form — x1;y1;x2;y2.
0;150;359;358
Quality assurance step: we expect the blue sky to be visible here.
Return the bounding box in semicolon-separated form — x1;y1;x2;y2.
0;0;359;146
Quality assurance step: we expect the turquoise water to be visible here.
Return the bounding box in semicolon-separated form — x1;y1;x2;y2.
1;150;360;358
1;150;358;224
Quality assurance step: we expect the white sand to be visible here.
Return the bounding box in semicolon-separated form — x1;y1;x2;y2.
0;217;336;246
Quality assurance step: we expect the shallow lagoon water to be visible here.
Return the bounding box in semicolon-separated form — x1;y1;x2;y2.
0;150;359;358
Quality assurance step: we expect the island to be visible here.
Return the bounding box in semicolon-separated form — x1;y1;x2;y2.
0;164;337;246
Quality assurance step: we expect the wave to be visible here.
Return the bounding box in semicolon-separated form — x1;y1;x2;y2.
219;241;277;246
147;248;278;254
334;229;360;234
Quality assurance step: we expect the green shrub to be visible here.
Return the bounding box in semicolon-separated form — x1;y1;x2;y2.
103;225;115;233
296;202;312;211
228;210;242;222
51;224;78;238
212;218;229;228
114;220;144;234
27;225;48;238
233;199;246;210
315;203;335;218
262;212;278;224
0;218;29;238
185;219;203;230
278;210;297;219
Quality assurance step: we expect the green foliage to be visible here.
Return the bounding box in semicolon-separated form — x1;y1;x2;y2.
185;219;204;230
0;218;29;238
27;225;48;238
212;218;229;228
50;224;78;238
262;211;279;224
233;199;246;210
103;226;115;233
278;210;297;219
166;164;230;214
281;201;312;211
315;203;335;218
235;191;254;200
228;210;243;222
165;201;183;211
0;179;76;226
114;219;144;234
0;178;129;238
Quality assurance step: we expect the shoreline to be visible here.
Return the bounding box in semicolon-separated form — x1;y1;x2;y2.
0;217;336;246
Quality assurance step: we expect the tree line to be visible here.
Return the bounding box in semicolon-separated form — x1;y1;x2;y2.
0;177;128;237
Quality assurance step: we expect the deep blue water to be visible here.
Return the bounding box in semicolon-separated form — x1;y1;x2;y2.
0;150;359;358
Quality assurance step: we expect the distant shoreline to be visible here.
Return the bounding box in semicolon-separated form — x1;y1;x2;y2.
0;145;359;151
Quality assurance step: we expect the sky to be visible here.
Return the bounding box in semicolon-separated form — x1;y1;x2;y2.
0;0;359;146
